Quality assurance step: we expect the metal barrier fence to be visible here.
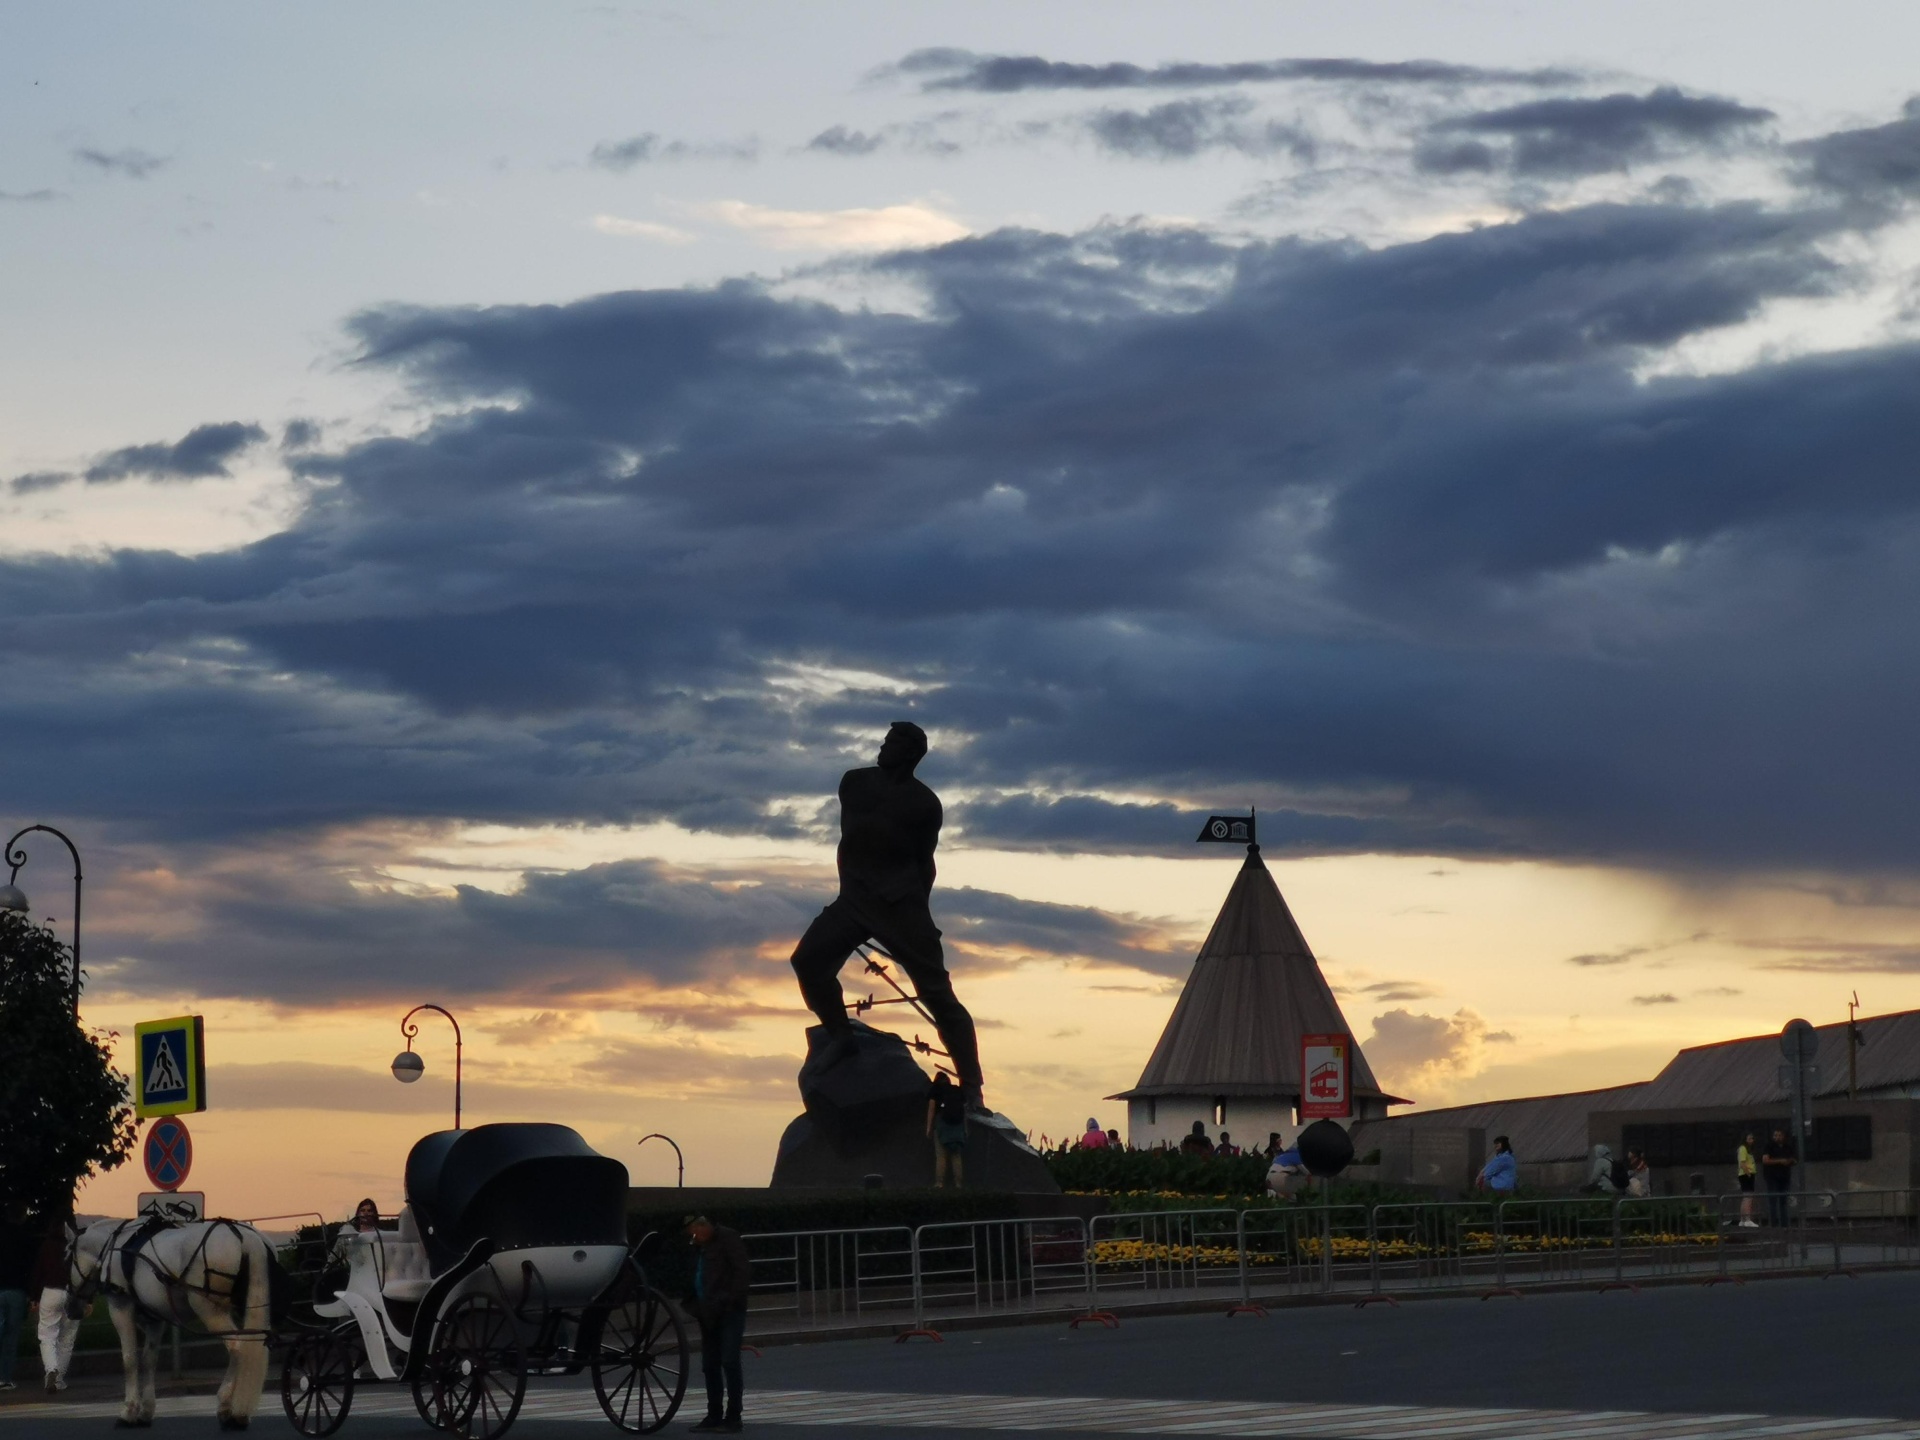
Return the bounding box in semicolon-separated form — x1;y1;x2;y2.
743;1225;916;1331
1086;1208;1241;1309
912;1216;1091;1330
732;1189;1920;1339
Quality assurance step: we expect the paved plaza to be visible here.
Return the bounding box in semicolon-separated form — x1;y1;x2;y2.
8;1270;1920;1437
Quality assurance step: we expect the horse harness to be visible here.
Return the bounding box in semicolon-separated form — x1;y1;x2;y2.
78;1217;259;1330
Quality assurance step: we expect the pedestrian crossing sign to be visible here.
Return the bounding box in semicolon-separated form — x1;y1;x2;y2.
134;1015;206;1118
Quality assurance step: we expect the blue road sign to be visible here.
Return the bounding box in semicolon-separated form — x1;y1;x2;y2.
134;1015;205;1118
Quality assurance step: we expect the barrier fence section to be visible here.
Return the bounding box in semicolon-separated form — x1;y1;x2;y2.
1237;1203;1373;1302
910;1217;1091;1330
1086;1209;1241;1311
730;1190;1920;1338
1366;1200;1506;1297
742;1225;916;1334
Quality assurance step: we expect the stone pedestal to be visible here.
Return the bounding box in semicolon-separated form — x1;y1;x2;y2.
768;1020;1058;1192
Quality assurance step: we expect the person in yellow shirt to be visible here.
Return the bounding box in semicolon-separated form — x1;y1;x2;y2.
1736;1133;1759;1228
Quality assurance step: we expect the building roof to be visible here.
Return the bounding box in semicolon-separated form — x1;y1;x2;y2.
1110;845;1404;1103
1352;1083;1649;1164
1628;1007;1920;1109
1351;1008;1920;1162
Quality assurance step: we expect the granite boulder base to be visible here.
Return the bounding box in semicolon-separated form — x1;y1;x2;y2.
769;1021;1058;1192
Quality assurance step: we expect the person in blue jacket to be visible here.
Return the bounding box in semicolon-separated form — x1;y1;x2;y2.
1478;1135;1518;1194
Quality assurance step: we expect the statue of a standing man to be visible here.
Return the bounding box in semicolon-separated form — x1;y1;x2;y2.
789;722;985;1106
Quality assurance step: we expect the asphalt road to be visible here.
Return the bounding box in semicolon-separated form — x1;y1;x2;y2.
10;1272;1920;1436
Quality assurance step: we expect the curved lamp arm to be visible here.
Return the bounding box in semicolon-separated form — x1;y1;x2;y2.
636;1133;684;1187
399;1003;464;1130
6;824;82;1014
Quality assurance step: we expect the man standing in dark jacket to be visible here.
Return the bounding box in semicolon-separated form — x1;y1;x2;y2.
0;1204;36;1393
686;1216;751;1432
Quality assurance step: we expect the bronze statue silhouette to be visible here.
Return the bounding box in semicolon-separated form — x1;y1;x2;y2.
789;722;984;1104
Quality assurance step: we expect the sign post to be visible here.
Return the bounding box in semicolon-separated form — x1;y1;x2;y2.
134;1015;206;1119
1300;1032;1352;1121
1780;1019;1819;1215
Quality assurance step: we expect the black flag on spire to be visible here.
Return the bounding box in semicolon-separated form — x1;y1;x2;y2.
1195;811;1256;845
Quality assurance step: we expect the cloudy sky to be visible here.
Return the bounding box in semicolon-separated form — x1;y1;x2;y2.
8;2;1920;1215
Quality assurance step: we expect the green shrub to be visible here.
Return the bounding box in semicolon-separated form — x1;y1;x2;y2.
1043;1147;1271;1197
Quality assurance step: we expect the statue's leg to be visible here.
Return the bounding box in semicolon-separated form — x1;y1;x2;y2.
876;907;984;1096
789;900;869;1028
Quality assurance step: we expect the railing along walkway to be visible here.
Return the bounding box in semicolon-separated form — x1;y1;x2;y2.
729;1189;1920;1340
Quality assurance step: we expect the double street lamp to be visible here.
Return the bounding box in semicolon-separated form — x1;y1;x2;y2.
0;824;83;1014
392;1003;464;1131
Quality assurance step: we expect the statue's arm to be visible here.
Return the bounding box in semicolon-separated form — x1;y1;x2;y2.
921;791;942;891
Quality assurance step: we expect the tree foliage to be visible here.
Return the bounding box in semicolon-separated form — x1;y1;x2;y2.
0;911;135;1212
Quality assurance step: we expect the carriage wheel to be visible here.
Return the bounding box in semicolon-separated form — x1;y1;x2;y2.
424;1293;527;1440
280;1328;358;1437
410;1359;447;1431
592;1269;689;1433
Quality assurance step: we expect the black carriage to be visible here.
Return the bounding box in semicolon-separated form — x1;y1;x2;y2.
279;1123;688;1438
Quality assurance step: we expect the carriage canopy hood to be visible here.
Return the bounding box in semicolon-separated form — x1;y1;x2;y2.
403;1123;629;1268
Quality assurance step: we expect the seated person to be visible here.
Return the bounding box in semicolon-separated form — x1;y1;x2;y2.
1179;1121;1214;1157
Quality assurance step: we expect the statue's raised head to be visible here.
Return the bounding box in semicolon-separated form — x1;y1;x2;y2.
877;721;928;772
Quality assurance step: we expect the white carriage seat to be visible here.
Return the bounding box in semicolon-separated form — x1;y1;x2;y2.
379;1206;434;1303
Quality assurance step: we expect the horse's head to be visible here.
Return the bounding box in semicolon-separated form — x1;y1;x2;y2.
67;1218;120;1316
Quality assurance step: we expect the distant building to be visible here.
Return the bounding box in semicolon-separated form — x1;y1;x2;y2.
1354;1008;1920;1195
1111;844;1407;1149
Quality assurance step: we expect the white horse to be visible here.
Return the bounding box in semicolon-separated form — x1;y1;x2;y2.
68;1216;279;1430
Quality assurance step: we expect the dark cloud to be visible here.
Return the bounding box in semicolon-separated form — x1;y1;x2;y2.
894;49;1576;94
941;886;1191;976
806;125;887;157
73;147;168;179
800;119;964;159
588;134;756;171
7;100;1920;919
590;135;673;170
1418;87;1773;177
9;471;72;495
1631;993;1679;1005
91;857;818;1004
1747;940;1920;973
1357;980;1438;1002
1567;947;1643;967
82;421;266;484
281;419;322;450
1790;97;1920;203
83;851;1186;1004
0;189;64;203
1085;98;1316;161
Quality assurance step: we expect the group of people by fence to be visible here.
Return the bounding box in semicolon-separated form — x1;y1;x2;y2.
1056;1118;1304;1162
1577;1128;1802;1217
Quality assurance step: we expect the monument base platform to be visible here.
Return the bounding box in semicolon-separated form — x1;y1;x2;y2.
769;1107;1059;1191
768;1019;1059;1193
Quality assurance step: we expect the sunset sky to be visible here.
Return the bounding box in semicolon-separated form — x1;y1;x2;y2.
7;2;1920;1218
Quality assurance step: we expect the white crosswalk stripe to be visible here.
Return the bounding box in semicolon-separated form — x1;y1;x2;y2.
9;1386;1920;1437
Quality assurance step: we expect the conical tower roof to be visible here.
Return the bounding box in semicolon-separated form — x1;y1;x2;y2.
1111;846;1402;1102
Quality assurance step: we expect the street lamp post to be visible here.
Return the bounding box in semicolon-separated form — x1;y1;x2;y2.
0;824;83;1014
392;1004;463;1130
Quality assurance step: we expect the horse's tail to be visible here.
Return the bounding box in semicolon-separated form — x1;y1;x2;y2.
229;1227;275;1335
